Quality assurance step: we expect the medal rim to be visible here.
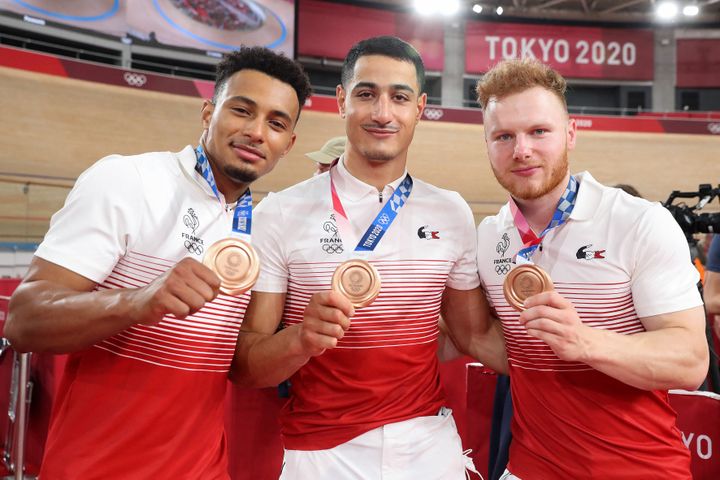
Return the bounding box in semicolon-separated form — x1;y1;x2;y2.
503;264;553;311
331;259;381;308
203;237;259;296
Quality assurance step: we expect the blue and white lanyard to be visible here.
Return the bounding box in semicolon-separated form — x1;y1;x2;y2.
330;168;413;255
510;175;578;263
195;145;252;238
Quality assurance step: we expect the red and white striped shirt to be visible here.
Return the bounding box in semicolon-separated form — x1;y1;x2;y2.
35;146;245;479
252;159;479;450
477;171;702;478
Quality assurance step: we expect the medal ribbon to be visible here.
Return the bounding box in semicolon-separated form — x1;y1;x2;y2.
195;145;252;238
510;175;578;263
329;167;413;254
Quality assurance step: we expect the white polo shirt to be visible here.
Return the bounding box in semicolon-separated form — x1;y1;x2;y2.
252;158;479;450
477;171;701;479
35;146;247;479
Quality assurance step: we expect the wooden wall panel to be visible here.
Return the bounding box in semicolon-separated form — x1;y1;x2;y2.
1;66;718;243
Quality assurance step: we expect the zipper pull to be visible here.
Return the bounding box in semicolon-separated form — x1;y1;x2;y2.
378;191;383;203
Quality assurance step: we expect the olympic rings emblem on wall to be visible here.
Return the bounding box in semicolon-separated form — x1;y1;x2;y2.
123;72;148;88
423;108;444;121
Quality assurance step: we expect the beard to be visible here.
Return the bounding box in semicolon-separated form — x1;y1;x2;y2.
493;149;569;201
223;163;258;184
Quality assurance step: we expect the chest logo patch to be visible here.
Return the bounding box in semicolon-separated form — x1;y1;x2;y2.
494;233;512;275
321;214;344;255
182;208;204;255
576;244;606;260
417;225;440;240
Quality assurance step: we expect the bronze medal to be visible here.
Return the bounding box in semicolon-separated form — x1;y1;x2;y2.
503;264;553;311
331;259;381;308
203;237;259;296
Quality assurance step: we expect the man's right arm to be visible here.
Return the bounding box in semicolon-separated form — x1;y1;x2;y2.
6;256;220;353
231;290;353;388
706;271;720;315
704;235;720;316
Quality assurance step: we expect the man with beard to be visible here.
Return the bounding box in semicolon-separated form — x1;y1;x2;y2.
475;58;708;479
5;46;311;479
231;36;505;479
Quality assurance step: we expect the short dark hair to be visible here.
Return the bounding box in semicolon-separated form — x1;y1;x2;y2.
341;36;425;92
213;46;312;111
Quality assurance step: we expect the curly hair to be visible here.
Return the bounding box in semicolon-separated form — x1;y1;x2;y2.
213;46;312;112
475;58;567;111
341;36;425;92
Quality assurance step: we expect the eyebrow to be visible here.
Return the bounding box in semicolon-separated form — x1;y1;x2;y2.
226;95;294;124
351;82;416;95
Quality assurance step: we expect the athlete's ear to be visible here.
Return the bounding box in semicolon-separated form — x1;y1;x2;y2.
416;92;427;123
337;84;346;119
201;100;215;131
567;117;577;151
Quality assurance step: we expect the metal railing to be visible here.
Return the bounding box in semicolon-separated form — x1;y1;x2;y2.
0;295;34;480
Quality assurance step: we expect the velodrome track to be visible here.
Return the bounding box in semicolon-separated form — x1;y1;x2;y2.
1;64;719;242
0;0;294;54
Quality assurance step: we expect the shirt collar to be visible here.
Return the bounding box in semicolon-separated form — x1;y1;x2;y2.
498;171;600;229
178;144;225;201
568;171;601;221
331;155;409;202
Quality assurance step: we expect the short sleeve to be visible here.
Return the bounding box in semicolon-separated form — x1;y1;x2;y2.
706;235;720;273
34;155;145;284
445;193;481;291
630;204;702;318
252;193;289;293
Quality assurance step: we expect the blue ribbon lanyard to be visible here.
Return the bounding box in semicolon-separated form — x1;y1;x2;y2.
509;175;578;264
195;145;252;239
329;169;413;257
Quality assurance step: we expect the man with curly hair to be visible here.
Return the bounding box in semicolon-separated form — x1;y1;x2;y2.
6;46;311;479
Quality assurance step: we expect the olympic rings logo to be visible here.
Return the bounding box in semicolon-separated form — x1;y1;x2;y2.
378;213;390;225
708;123;720;135
123;72;147;88
423;108;444;121
322;243;344;254
495;264;511;276
184;240;204;255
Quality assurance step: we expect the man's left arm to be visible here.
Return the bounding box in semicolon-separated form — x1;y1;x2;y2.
441;286;508;374
521;293;707;391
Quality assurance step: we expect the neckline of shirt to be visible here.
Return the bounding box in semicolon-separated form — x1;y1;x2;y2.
332;155;409;202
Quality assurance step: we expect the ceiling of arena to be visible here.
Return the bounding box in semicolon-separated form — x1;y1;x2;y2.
347;0;720;25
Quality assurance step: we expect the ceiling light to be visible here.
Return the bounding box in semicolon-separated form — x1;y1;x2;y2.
473;4;483;13
442;0;461;16
413;0;436;16
496;6;504;15
656;2;679;20
683;5;699;16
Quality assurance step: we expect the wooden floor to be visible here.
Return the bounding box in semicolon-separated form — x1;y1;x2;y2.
1;66;719;242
